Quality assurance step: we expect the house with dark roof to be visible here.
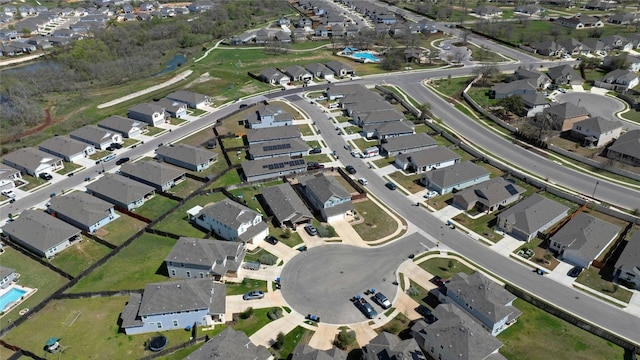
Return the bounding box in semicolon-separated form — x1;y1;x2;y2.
585;0;616;10
490;79;537;99
513;68;551;89
1;209;81;258
260;182;313;228
166;90;210;109
614;232;640;290
0;266;16;290
550;213;621;269
249;138;309;160
85;173;155;211
421;162;491;195
439;272;522;336
282;65;312;82
412;304;504;360
521;93;550;117
362;332;426;360
607;129;640;166
246;126;301;144
0;164;21;192
155;144;217;172
120;279;226;335
291;344;346;360
453;177;526;212
300;173;353;222
155;98;188;118
604;53;640;72
581;38;609;55
496;193;569;242
127;103;167;127
594;69;639;91
530;40;565;57
306;62;334;80
69;125;122;150
557;38;587;56
47;192;118;233
539;102;590;131
608;12;639;25
185;327;272;360
556;15;604;29
571;116;622;148
259;68;290;86
347;101;395;118
248;104;294;129
362;120;414;140
241;156;307;182
98;115;146;138
353;109;404;128
39;136;96;163
339;91;383;108
2;147;64;177
192;199;269;243
472;5;503;17
325;60;355;78
381;133;438;157
325;83;368;100
546;64;583;85
119;161;186;192
395;146;461;173
165;237;245;280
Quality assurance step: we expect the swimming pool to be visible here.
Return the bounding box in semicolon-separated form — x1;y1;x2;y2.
352;52;381;62
0;288;26;312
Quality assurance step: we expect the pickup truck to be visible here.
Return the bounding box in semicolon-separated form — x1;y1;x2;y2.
353;296;378;319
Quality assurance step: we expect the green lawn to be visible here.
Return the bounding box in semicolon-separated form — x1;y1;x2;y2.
352;199;398;241
387;171;423;194
298;124;314;136
335;115;351;123
0;248;69;323
56;162;83;175
498;299;624;360
226;279;268;296
168;178;203;198
431;76;474;98
306;140;321;149
375;313;412;335
576;267;632;304
269;225;304;248
49;237;113;277
145;126;167;137
304;154;332;163
275;326;314;360
407;280;438;309
133;195;179;220
153;192;227;238
232;307;280;336
68;233;176;293
17;174;47;191
466;87;498;108
209;169;243;188
244;248;276;264
89;150;111;161
418;258;476;279
221;136;245;148
343;126;361;135
452;212;503;243
98;212;148;246
122;138;140;148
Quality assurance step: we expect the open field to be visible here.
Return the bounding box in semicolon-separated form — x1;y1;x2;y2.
353;199;398;241
418;258;475;279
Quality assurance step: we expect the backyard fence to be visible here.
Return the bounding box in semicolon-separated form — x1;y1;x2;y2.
138;334;209;360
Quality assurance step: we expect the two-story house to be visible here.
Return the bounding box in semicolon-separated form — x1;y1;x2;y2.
614;232;640;290
300;173;353;222
128;103;167;127
98;115;146;138
165;237;245;280
191;199;269;243
571;116;623;148
248;104;294;129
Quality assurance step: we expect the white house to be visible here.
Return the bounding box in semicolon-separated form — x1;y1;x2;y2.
571;116;623;148
191;199;269;243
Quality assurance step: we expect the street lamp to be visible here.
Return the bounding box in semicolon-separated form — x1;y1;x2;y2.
592;180;599;198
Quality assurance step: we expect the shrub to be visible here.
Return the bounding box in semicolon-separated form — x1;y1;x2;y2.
334;328;356;350
259;253;278;266
406;286;419;297
240;307;254;320
317;224;337;238
267;308;283;320
273;332;285;350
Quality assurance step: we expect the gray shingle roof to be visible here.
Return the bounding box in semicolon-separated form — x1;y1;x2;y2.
166;90;208;105
98;115;144;134
423;162;490;189
455;177;525;208
198;199;261;230
573;116;622;134
325;83;368;98
2;147;63;171
325;60;354;73
291;344;347;360
139;279;226;316
497;193;569;235
614;231;640;274
551;212;621;260
246;126;301;144
382;133;438;153
357;109;405;125
249;138;309;158
69;125;115;144
39;136;90;157
396;146;461;167
0;164;20;181
543;102;589;120
1;209;81;253
283;65;311;79
300;173;351;203
260;182;312;224
547;64;583;83
48;192;114;228
0;265;15;280
119;161;185;187
128;103;165;116
120;293;143;328
165;237;243;270
86;173;155;206
184;327;271;360
363;332;425;360
306;62;333;76
241;156;307;179
156;144;216;167
256;104;293;123
608;130;640;159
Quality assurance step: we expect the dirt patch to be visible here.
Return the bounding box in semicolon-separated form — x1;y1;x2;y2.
18;108;53;139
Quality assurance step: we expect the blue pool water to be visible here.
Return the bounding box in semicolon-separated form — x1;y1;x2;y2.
352;52;381;62
0;288;26;312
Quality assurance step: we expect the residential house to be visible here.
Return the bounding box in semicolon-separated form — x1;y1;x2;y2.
119;161;186;192
249;104;294;129
376;12;396;24
546;64;583;85
85;173;155;211
490;79;537;99
539;102;590;131
339;91;384;108
412;304;504;360
585;0;616;10
513;68;551;89
496;193;570;242
38;136;96;163
614;232;640;290
521;93;550;117
188;0;213;13
258;68;290;86
191;199;269;243
314;25;330;38
241;157;307;182
291;344;346;360
165;237;245;280
353;109;404;128
260;182;313;229
530;40;565;57
453;177;526;212
249;138;309;160
47;192;117;233
439;272;522;336
581;38;608;55
166;90;210;109
608;12;639;25
571;116;622;147
300;173;353;222
347;102;395;118
120;279;226;335
420;161;491;195
155;144;217;172
306;62;335;80
381;133;438;157
98;115;146;138
70;125;122;150
556;15;604;29
604;54;640;72
556;38;587;56
245;127;300;144
1;209;81;258
325;84;368;100
515;4;545;16
325;60;355;78
0;164;21;192
363;121;414;140
404;47;429;64
472;5;503;17
156;99;188;118
291;28;308;42
0;266;16;290
282;65;312;83
607;130;640;166
255;28;270;44
601;35;635;52
128;103;167;127
594;69;639;91
184;328;272;360
297;17;312;28
2;147;63;177
361;332;426;360
395;146;461;173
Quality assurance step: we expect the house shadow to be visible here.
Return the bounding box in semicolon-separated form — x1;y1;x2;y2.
154;262;169;277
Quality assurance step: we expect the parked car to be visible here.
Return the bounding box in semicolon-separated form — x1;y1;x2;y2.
265;235;278;245
115;157;130;165
304;224;318;236
423;190;438;199
307;162;325;170
345;165;356;174
374;292;392;309
243;290;265;300
206;141;217;149
239;104;248;109
242;261;261;270
431;276;450;287
358;178;368;186
567;266;583;278
309;148;322;154
1;189;16;199
354;297;378;319
39;173;53;180
385;182;397;190
111;143;123;149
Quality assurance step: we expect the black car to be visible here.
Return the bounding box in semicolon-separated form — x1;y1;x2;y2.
106;146;114;151
239;104;248;109
111;143;123;149
116;157;130;165
567;266;583;278
309;148;322;154
39;173;53;180
385;182;397;190
345;165;356;174
265;235;278;245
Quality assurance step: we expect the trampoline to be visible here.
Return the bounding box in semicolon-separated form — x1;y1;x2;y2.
149;335;168;352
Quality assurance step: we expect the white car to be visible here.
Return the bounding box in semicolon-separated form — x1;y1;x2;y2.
358;178;368;186
1;190;16;199
423;190;438;199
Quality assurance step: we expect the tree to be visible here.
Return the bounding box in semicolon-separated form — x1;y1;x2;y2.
496;95;524;116
603;55;630;71
274;332;285;350
461;30;471;44
418;103;432;121
473;63;499;86
334;328;356;350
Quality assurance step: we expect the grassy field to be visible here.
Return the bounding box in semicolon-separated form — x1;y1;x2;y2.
576;267;632;304
430;76;474;98
452;212;503;243
209;169;243;188
56;162;83;175
387;171;423;194
498;299;624;360
153;192;227;238
97;212;148;246
168;178;204;198
418;258;475;279
49;237;113;277
226;279;268;296
352;199;398;241
0;248;69;323
132;195;179;220
232;307;280;336
68;233;176;293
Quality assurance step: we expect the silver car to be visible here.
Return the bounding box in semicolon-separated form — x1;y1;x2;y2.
243;290;265;300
